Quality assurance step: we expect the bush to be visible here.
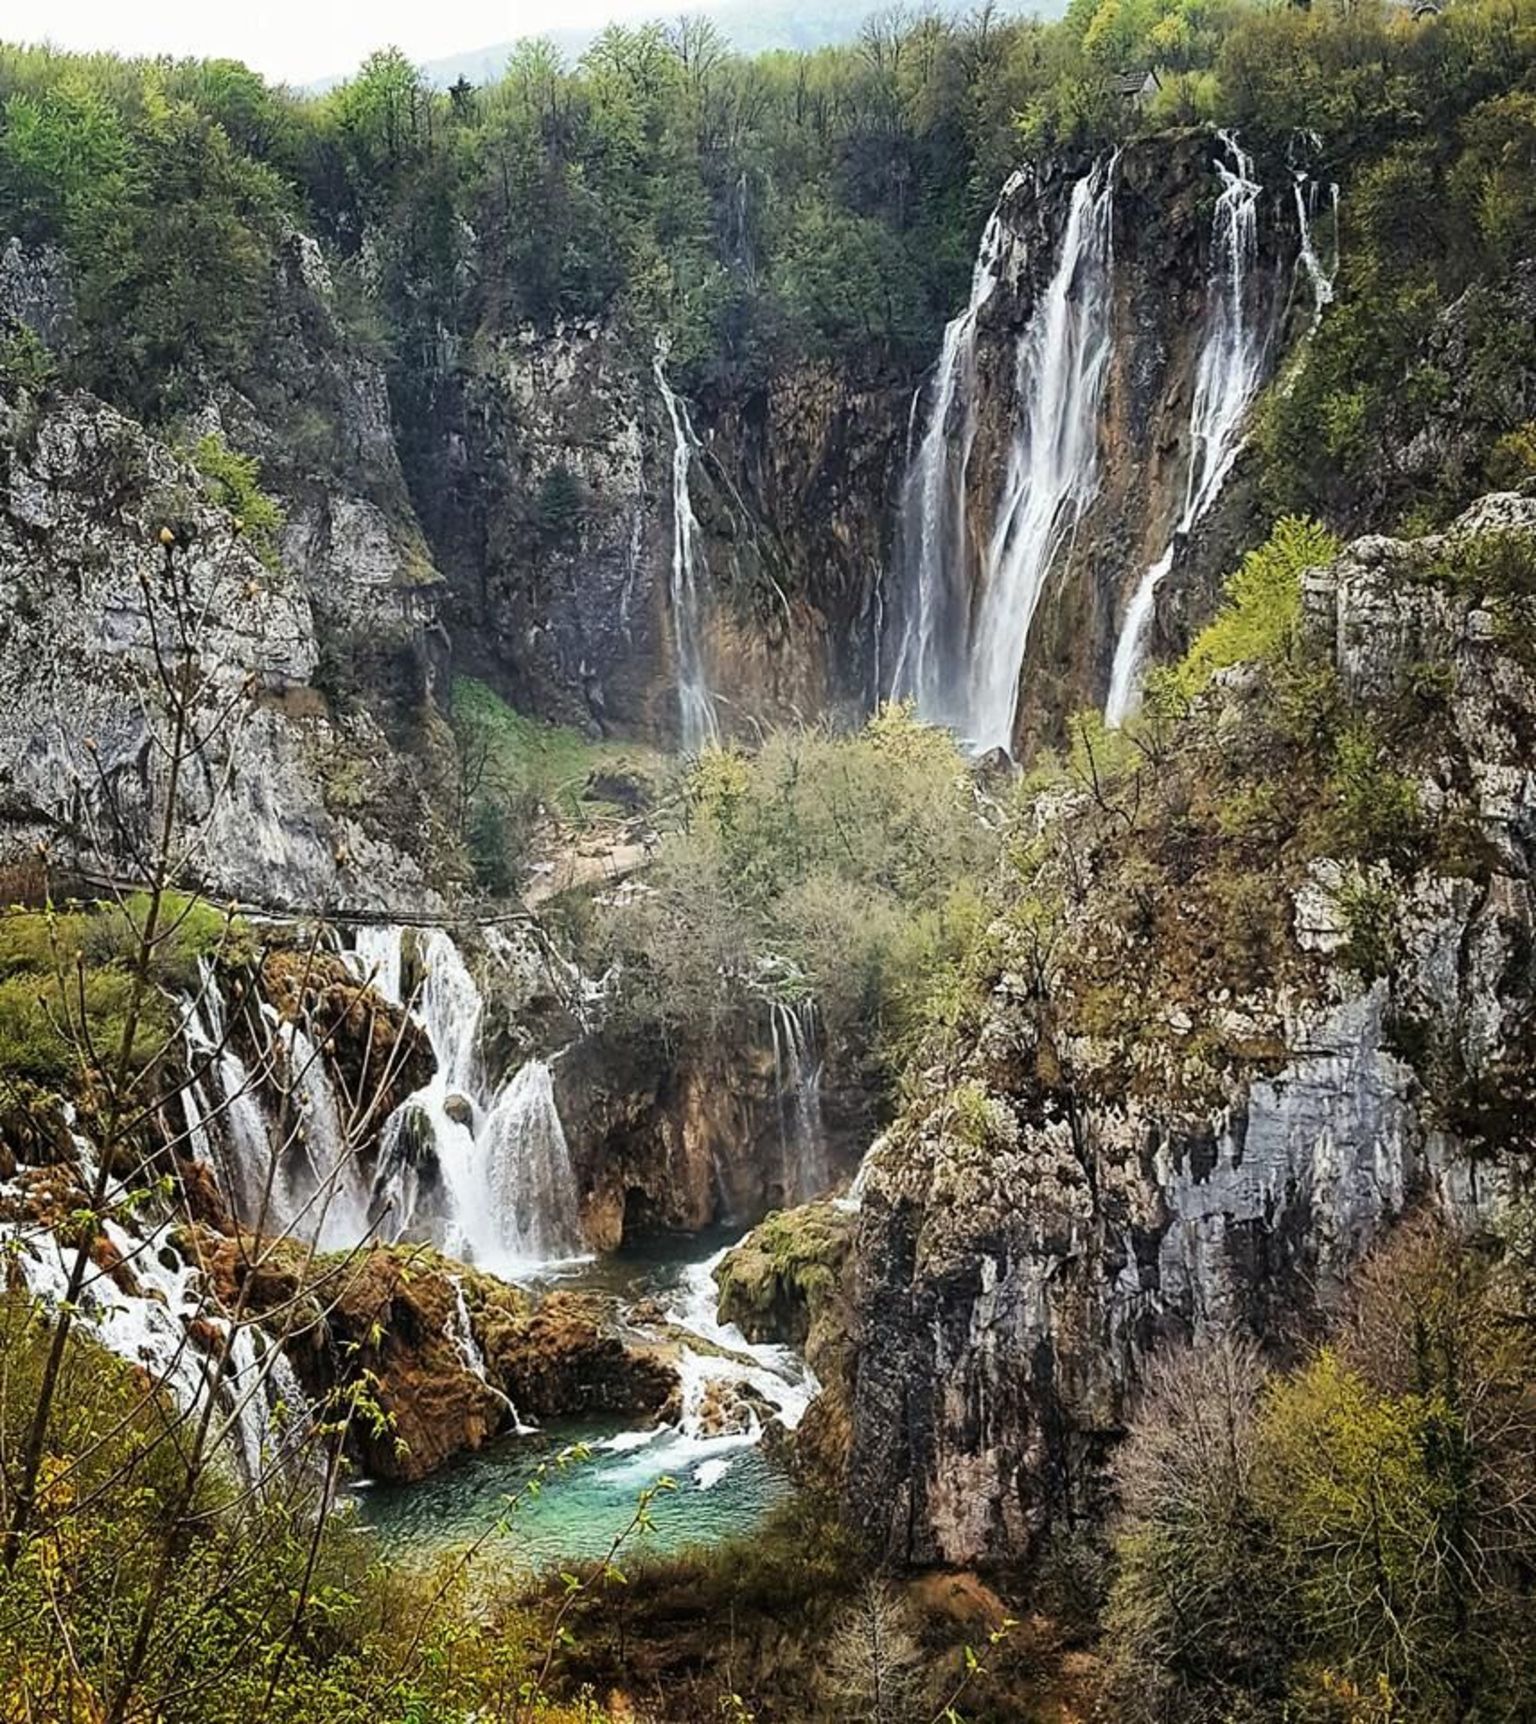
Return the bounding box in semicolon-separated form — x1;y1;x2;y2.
1104;1226;1536;1721
186;432;285;563
1169;516;1343;702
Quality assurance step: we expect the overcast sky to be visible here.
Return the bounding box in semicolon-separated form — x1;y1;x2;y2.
7;0;698;86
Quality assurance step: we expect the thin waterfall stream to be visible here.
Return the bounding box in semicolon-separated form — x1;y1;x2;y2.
1105;130;1267;726
654;348;719;753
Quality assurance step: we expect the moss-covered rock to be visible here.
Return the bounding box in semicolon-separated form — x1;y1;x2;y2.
715;1202;853;1350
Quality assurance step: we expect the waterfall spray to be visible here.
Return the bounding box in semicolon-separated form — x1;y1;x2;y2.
654;349;718;752
968;155;1118;752
1106;130;1266;727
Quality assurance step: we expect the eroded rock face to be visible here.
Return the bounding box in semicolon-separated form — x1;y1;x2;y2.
0;388;446;910
838;498;1536;1569
187;1235;678;1482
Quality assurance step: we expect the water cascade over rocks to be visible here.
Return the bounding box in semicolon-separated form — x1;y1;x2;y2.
654;348;719;753
361;929;585;1277
1105;131;1268;726
177;929;584;1277
1294;172;1340;328
769;999;830;1204
598;1246;816;1495
3;1204;311;1487
183;965;363;1249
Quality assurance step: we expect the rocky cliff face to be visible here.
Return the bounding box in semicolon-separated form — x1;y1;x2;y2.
835;496;1536;1568
389;132;1316;753
0;388;451;908
0;133;1322;800
0;225;462;909
397;313;907;745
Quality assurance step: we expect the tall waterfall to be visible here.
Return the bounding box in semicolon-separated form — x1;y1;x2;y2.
654;350;719;752
364;929;584;1277
1105;131;1266;726
888;160;1117;750
968;156;1118;752
888;173;1028;724
769;1000;829;1203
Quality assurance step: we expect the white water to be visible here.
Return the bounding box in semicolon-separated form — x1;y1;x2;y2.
600;1244;815;1495
366;929;585;1278
1106;130;1267;726
770;999;830;1204
654;349;719;752
888;173;1028;724
182;965;292;1232
277;1016;371;1250
1294;173;1339;327
4;1206;310;1486
969;157;1119;751
447;1274;536;1432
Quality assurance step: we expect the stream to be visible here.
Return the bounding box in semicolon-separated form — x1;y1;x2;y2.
354;1230;808;1566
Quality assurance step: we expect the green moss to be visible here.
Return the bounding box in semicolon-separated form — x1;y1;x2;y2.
0;896;251;1087
715;1202;853;1347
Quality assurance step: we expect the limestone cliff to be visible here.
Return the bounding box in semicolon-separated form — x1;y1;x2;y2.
833;496;1536;1567
391;131;1318;754
0;386;453;908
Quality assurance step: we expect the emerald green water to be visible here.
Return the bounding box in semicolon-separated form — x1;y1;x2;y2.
355;1419;790;1568
354;1232;801;1569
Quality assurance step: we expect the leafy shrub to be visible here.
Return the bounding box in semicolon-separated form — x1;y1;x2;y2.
1169;516;1343;701
186;432;285;563
597;707;997;1060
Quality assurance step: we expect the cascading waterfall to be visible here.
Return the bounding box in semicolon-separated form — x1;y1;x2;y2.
887;173;1028;724
596;1247;816;1493
480;1060;581;1266
3;1208;311;1486
183;967;290;1230
1105;130;1267;727
969;156;1119;751
180;929;583;1274
273;1013;371;1250
362;929;585;1277
654;349;719;752
769;999;829;1203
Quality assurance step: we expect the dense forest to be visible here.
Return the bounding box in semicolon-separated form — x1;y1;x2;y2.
3;0;1536;1719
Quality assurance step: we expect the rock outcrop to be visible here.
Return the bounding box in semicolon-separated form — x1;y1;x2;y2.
0;387;451;909
187;1234;678;1483
834;496;1536;1568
